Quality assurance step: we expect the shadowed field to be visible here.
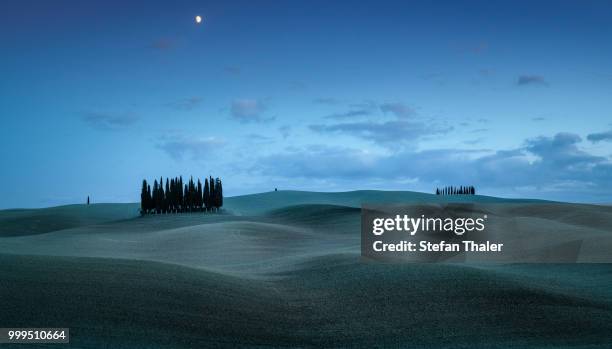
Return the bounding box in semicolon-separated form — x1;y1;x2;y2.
1;190;611;348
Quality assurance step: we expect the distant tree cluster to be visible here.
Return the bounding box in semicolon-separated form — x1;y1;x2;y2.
140;176;223;215
435;186;476;195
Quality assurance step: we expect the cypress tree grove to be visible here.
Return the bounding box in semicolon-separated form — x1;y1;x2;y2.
140;176;223;215
435;185;477;196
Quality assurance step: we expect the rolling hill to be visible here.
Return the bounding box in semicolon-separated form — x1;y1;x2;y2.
0;190;611;348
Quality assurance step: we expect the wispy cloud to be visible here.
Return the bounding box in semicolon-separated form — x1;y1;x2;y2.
379;102;415;118
81;111;138;131
587;130;612;143
453;41;488;55
288;81;307;91
463;138;484;145
517;75;548;86
313;97;341;105
324;109;371;119
230;99;274;123
279;125;291;139
166;97;203;111
150;37;178;51
246;134;273;142
157;135;225;160
310;119;452;147
223;66;241;75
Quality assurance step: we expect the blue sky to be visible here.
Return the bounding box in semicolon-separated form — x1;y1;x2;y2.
1;0;612;208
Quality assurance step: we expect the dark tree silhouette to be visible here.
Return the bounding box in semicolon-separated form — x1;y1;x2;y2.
197;179;203;211
140;175;223;215
435;185;476;196
214;178;223;211
209;176;215;211
140;180;148;214
203;178;210;211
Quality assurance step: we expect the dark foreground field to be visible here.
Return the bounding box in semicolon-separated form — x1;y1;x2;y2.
1;191;612;348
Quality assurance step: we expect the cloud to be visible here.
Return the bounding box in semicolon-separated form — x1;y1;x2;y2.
463;138;484;145
257;146;382;179
453;41;488;55
288;81;307;91
324;109;371;119
310;119;452;147
246;134;273;142
166;97;203;111
532;117;546;121
81;111;138;131
157;135;224;160
230;99;274;123
223;66;241;75
313;97;341;105
587;130;612;143
421;72;444;80
317;100;414;120
379;102;415;118
279;125;291;139
517;75;548;86
150;38;178;51
252;132;612;201
524;133;605;168
349;100;378;112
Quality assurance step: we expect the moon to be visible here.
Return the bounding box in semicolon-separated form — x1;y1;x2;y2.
195;15;202;24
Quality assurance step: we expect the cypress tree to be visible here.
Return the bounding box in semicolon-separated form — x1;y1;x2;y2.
215;178;223;210
141;180;148;214
152;180;159;214
209;176;215;211
163;177;166;209
203;178;210;211
147;184;152;212
184;184;189;211
179;177;184;212
172;177;178;212
213;178;219;210
170;178;175;212
189;177;195;211
197;179;203;211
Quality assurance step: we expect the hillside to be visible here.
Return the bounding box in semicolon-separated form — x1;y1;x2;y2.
0;190;611;348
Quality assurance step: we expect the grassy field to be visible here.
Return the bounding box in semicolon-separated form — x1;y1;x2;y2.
1;190;611;348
